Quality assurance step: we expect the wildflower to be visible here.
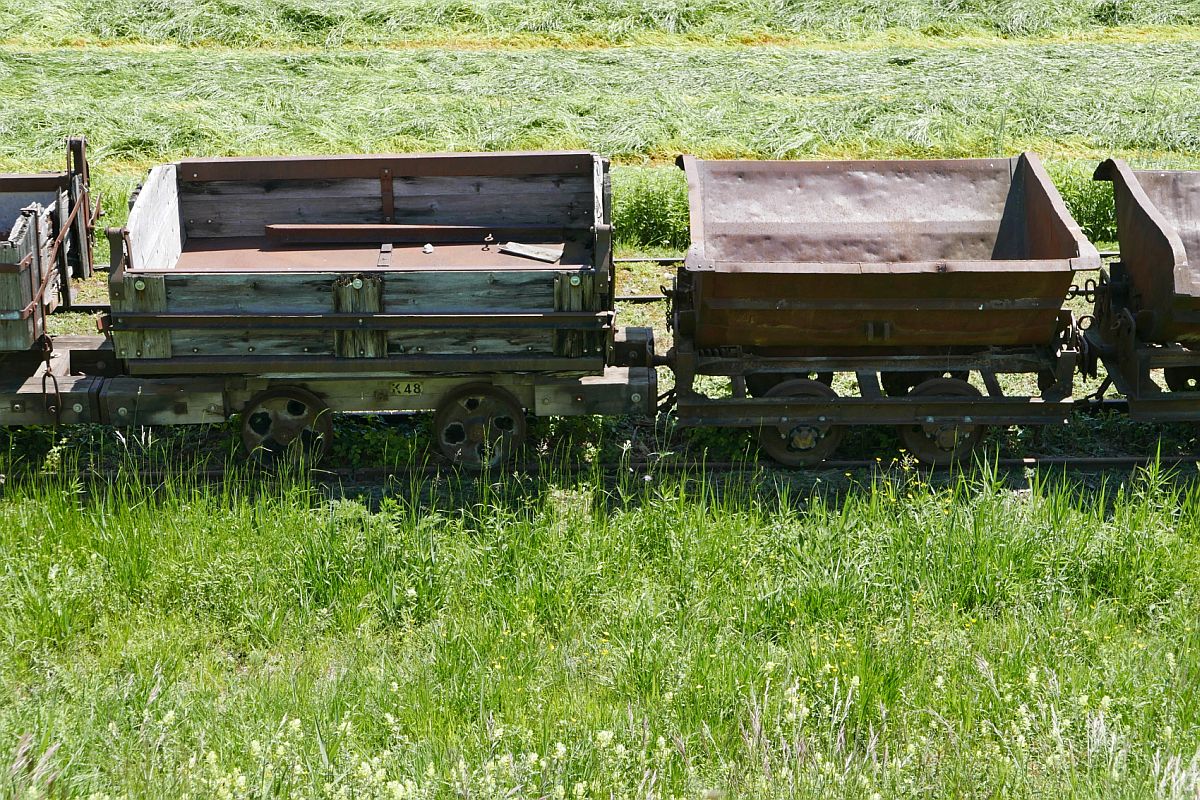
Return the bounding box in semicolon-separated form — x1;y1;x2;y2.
554;741;568;760
596;730;614;749
406;587;418;599
763;660;778;673
573;781;588;798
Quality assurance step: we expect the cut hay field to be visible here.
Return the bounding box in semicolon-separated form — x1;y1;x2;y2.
3;9;1200;799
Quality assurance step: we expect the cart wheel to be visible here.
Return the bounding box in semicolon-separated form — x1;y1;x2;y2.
881;371;970;397
1164;367;1200;392
746;371;833;397
241;387;333;465
757;378;843;467
433;383;527;469
898;378;987;466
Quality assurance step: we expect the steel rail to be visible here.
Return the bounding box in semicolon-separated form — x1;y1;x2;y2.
68;454;1200;485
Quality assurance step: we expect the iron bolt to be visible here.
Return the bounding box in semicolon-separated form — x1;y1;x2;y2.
964;416;973;424
631;393;642;403
352;278;363;289
72;403;83;413
118;407;128;417
11;403;22;412
133;279;146;291
570;275;581;286
926;416;935;423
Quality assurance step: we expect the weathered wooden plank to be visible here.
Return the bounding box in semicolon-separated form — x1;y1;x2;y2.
180;175;590;198
112;273;172;359
181;190;593;238
386;328;552;356
127;165;183;269
169;329;332;357
0;374;101;425
166;274;335;313
181;194;384;238
161;327;550;358
100;377;225;426
162;271;556;314
553;270;602;357
333;274;387;358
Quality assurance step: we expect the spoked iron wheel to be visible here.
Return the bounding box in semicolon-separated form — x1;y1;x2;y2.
881;370;970;397
240;387;334;465
433;383;527;470
898;378;987;466
757;378;843;467
1164;367;1200;393
746;371;833;398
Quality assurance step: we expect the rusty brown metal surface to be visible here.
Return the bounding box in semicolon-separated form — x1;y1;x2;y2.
1095;159;1200;344
171;238;588;272
678;153;1100;351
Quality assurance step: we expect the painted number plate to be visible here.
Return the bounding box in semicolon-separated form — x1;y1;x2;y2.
390;382;424;396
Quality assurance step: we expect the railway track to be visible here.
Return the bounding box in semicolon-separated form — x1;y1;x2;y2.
65;453;1200;484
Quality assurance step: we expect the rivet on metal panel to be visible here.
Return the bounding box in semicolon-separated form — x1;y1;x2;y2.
192;348;199;353
570;275;581;287
133;279;146;291
631;393;642;403
12;403;22;413
574;395;583;403
207;219;213;224
248;346;255;352
135;350;142;357
72;403;83;414
352;278;363;290
118;407;128;417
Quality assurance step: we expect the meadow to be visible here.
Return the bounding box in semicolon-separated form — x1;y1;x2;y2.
4;464;1200;799
2;3;1200;797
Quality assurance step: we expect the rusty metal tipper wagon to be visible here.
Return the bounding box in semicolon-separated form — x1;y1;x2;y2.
94;150;653;466
670;153;1100;465
1089;159;1200;419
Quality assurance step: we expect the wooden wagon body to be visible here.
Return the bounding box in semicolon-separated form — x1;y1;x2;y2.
108;150;616;377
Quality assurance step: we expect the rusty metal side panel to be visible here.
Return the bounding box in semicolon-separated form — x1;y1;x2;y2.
688;268;1074;350
1095;159;1195;343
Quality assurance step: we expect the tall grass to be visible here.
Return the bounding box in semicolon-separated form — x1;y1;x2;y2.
2;43;1196;250
2;464;1200;796
0;0;1197;47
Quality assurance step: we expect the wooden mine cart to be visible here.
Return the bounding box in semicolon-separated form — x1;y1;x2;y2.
1089;159;1200;419
671;153;1099;465
97;150;653;466
0;138;95;351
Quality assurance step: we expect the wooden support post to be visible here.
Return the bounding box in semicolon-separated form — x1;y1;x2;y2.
333;274;387;358
112;274;171;359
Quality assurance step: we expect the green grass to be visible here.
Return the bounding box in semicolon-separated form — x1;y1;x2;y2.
4;41;1198;250
1;0;1197;47
2;464;1200;797
3;15;1200;800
